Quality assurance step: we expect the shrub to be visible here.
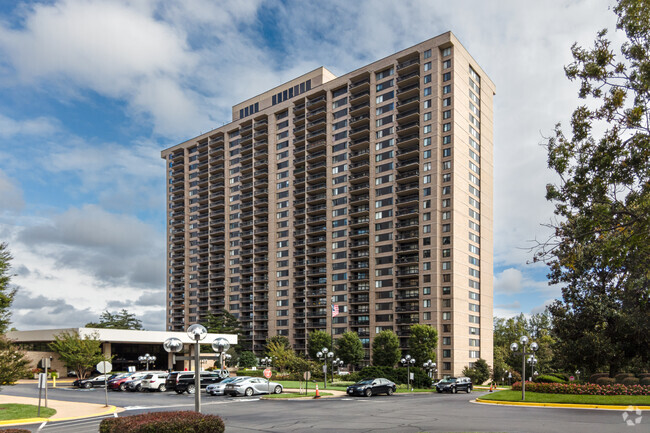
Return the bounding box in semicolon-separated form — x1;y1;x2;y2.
511;381;650;396
588;373;609;383
596;377;616;386
640;377;650;386
99;411;224;433
550;373;570;382
615;373;634;383
534;374;566;384
638;373;650;379
621;377;640;386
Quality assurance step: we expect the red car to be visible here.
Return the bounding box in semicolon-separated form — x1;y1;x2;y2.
108;372;149;391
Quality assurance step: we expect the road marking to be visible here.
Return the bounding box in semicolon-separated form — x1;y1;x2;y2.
123;398;260;410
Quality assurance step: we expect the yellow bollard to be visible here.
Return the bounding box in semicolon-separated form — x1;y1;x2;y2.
53;376;56;388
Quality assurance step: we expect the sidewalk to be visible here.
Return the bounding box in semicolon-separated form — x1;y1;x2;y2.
0;394;123;426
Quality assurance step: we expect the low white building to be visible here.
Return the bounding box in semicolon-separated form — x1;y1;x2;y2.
7;327;237;374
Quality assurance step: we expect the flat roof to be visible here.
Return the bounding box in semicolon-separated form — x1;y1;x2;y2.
7;327;238;345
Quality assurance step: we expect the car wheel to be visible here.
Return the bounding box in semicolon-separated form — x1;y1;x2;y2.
83;382;92;389
387;387;394;396
467;386;472;394
436;389;442;393
119;383;126;391
175;389;184;394
273;385;282;394
135;384;142;392
452;387;458;394
244;387;254;397
158;384;166;392
364;388;372;397
187;384;195;394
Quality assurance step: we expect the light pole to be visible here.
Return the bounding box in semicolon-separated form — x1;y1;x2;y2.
510;336;539;401
332;357;344;381
138;353;156;371
211;337;231;378
575;369;581;382
423;360;437;382
316;348;333;389
187;324;208;412
261;356;272;394
400;354;416;391
527;355;538;382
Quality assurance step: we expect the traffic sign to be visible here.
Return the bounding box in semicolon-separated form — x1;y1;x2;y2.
263;368;272;379
96;361;112;374
303;371;311;380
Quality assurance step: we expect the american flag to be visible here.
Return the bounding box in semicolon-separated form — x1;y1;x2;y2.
331;304;339;317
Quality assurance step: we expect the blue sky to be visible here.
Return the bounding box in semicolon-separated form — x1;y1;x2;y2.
0;0;618;330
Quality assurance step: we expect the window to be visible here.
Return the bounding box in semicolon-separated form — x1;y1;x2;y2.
442;312;451;320
442;97;451;107
423;74;431;84
423;125;432;134
423;87;432;96
442;47;451;57
443;85;451;94
469;327;480;335
443;110;451;119
470;338;480;347
443;72;451;82
469;303;480;312
469;315;480;324
424;150;431;158
424;62;432;71
423;112;432;121
469;350;480;358
423;100;432;108
423;49;431;59
423;299;431;308
469;292;480;301
376;91;394;104
376;79;393;92
376;68;394;80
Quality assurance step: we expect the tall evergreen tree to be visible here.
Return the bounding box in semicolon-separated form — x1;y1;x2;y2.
537;0;650;375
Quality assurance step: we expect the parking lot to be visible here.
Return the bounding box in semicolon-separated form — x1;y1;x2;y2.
2;383;643;433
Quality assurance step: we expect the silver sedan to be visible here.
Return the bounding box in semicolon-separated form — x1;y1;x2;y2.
206;376;249;396
224;377;283;396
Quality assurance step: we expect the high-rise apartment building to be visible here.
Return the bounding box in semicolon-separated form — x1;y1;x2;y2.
161;32;494;376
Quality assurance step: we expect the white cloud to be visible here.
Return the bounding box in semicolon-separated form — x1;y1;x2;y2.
0;113;60;138
0;169;24;213
494;267;558;296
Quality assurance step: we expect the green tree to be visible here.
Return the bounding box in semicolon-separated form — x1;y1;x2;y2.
0;243;16;334
238;351;257;369
0;243;29;389
407;324;438;364
462;358;491;385
203;310;241;335
85;309;143;330
335;331;364;369
307;330;332;360
371;330;401;367
265;335;291;355
537;0;650;375
265;340;295;372
49;330;107;379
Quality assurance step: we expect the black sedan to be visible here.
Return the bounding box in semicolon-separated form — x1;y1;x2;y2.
73;374;112;389
347;378;396;397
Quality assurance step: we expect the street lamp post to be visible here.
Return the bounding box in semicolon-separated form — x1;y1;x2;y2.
211;337;231;378
332;357;344;381
400;355;416;391
137;353;156;371
261;356;272;394
509;336;539;401
575;369;581;382
423;360;437;382
527;355;538;382
316;348;333;389
186;324;208;412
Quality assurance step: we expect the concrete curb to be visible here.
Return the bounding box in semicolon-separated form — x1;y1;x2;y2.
0;405;122;426
474;398;650;411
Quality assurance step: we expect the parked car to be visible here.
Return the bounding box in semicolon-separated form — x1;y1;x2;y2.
224;377;283;397
436;377;473;393
109;372;149;391
124;375;150;392
346;378;396;397
175;371;227;394
73;375;111;389
206;376;250;396
165;371;195;393
140;372;169;392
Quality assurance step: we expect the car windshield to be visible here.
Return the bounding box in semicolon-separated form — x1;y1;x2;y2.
356;379;374;385
440;378;457;384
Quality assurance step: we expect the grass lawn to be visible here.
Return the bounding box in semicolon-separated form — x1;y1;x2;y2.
263;391;333;398
276;380;348;391
0;403;56;420
480;390;650;406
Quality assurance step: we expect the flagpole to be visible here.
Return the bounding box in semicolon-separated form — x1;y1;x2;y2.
330;296;334;385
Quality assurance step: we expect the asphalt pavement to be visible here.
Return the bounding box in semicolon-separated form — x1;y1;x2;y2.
0;383;645;433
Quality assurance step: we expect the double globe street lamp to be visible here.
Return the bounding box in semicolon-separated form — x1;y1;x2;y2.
510;335;539;400
400;354;416;391
423;359;437;381
163;324;230;413
316;348;334;389
138;353;156;371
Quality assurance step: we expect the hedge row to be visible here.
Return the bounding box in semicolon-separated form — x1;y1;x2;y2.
512;381;650;396
99;411;225;433
533;374;566;384
588;372;649;384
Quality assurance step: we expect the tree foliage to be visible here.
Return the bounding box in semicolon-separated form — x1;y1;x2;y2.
335;331;365;368
203;310;241;335
237;351;257;369
265;340;294;372
0;336;29;388
49;330;107;379
537;0;650;375
264;335;291;355
307;330;331;360
463;358;491;385
371;330;401;367
85;309;143;330
407;324;438;364
0;243;16;334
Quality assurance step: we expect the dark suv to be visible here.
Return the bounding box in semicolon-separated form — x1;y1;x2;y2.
169;371;227;394
435;377;473;393
165;372;195;393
